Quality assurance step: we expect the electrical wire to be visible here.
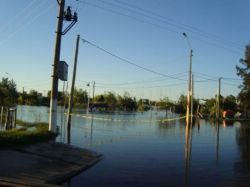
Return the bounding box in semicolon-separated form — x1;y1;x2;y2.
0;0;55;46
112;0;242;49
77;71;188;86
79;0;243;54
80;1;180;34
81;37;187;81
0;0;38;33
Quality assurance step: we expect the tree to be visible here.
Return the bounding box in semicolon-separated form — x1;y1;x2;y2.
0;77;18;106
223;95;237;111
203;98;216;117
24;90;44;106
104;92;117;110
174;94;187;114
73;88;88;107
95;94;105;102
236;44;250;116
137;98;150;111
117;92;137;111
156;97;174;110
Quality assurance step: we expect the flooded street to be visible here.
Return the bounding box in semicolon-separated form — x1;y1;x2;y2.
17;105;250;187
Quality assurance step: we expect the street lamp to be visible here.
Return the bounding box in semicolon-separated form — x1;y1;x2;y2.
86;83;90;115
182;33;193;125
86;81;95;114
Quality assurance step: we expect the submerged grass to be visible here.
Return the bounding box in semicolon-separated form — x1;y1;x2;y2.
0;120;57;148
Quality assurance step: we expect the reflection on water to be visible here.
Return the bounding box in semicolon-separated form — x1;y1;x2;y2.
16;105;250;187
216;122;220;164
235;122;250;176
184;121;192;187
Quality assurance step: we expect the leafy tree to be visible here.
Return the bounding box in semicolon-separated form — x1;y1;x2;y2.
95;94;105;102
223;95;237;111
104;92;117;110
0;77;18;106
156;97;174;110
73;88;88;107
137;98;150;111
236;44;250;116
203;98;216;117
117;92;137;111
24;90;44;106
174;94;187;114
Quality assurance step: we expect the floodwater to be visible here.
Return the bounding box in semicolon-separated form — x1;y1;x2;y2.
17;105;250;187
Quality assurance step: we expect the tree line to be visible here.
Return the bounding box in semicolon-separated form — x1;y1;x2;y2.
0;77;238;116
1;43;250;116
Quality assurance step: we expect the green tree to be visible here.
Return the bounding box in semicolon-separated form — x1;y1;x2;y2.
95;94;105;102
156;97;174;110
104;92;117;110
203;98;216;117
223;95;237;111
174;94;187;114
0;77;18;106
137;99;150;111
236;44;250;116
117;92;137;111
73;88;88;107
25;90;43;105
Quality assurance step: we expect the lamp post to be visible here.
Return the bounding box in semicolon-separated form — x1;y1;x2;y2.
86;83;90;115
182;33;193;125
86;81;95;114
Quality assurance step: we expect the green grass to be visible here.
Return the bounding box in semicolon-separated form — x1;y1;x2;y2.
0;120;57;148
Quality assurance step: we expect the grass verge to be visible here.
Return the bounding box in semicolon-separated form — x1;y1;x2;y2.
0;120;57;148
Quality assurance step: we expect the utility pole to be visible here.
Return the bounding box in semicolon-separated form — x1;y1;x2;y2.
92;81;95;111
22;87;25;105
183;33;193;125
216;78;222;120
49;1;78;132
186;49;193;125
87;83;90;115
191;74;194;123
67;34;80;130
49;0;65;132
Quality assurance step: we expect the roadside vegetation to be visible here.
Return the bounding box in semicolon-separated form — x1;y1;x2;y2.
0;121;57;148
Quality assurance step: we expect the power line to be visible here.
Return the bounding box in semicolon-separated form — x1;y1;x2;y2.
112;0;242;49
77;71;188;86
93;82;187;90
221;77;242;81
80;1;180;34
79;0;243;54
221;80;241;87
81;37;187;81
193;72;241;81
0;0;38;33
0;0;55;46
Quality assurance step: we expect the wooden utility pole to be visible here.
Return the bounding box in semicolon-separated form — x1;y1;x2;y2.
191;74;194;123
22;87;24;105
216;78;221;120
67;34;80;130
92;81;95;111
49;0;65;132
186;49;193;125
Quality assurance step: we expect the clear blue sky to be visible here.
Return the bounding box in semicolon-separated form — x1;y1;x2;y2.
0;0;249;101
